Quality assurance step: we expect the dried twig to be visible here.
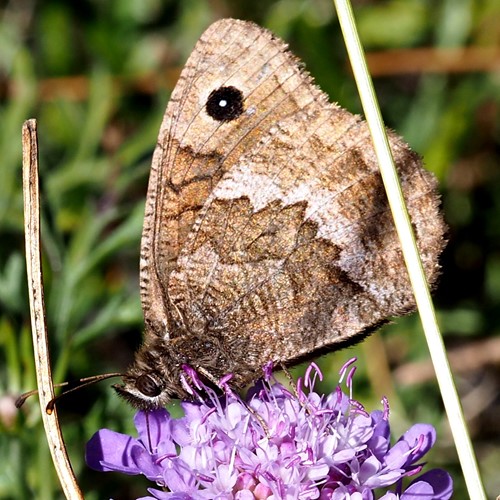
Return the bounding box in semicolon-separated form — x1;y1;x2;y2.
394;336;500;385
366;46;500;76
3;46;497;103
22;119;83;499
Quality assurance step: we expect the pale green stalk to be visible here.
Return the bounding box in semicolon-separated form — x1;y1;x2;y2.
332;0;486;498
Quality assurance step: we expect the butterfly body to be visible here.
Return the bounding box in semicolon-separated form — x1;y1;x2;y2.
114;19;445;410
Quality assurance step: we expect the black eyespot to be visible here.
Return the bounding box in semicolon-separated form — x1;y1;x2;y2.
205;86;244;122
136;374;162;397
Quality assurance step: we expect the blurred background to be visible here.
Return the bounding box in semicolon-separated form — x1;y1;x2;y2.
1;0;499;498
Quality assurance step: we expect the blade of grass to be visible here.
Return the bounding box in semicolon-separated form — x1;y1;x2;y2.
332;1;486;498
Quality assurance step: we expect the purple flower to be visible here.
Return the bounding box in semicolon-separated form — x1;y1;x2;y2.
86;360;452;499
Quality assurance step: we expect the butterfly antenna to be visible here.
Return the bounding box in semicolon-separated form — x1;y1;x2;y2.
16;373;123;414
15;388;42;408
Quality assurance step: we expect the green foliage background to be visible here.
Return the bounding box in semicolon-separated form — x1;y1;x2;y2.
1;0;499;498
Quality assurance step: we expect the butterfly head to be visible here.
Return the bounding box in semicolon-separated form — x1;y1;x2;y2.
112;372;175;410
112;339;190;410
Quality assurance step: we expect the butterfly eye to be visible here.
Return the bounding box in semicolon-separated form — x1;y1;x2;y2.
205;86;244;122
136;374;162;397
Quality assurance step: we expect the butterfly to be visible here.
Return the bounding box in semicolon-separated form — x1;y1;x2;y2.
113;18;445;410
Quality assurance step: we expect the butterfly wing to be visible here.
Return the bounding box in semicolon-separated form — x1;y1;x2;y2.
141;19;445;371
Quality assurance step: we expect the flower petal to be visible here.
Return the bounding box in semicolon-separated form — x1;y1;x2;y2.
405;469;453;500
86;429;144;474
399;424;436;463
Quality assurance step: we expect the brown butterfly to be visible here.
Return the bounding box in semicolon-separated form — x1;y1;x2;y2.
113;18;445;410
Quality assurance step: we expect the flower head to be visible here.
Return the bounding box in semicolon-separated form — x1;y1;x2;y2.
86;360;452;499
